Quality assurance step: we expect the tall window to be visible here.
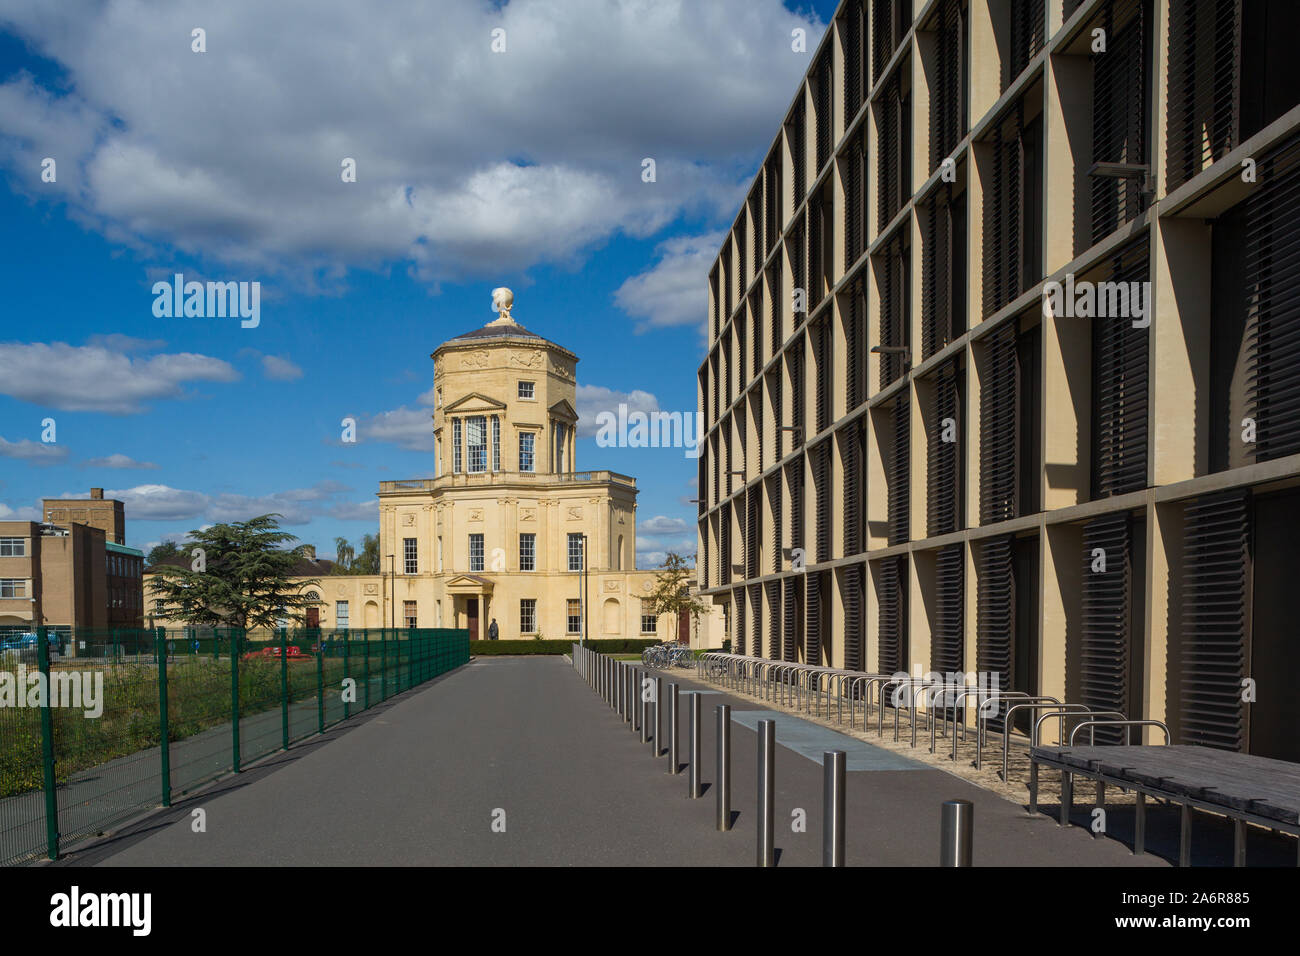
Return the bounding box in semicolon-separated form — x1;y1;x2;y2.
520;598;537;634
453;419;462;473
567;598;582;634
403;600;417;628
641;600;657;635
469;534;485;572
518;381;535;399
403;537;418;574
491;416;501;471
467;415;487;473
567;533;584;572
519;432;535;472
336;601;349;630
519;533;536;571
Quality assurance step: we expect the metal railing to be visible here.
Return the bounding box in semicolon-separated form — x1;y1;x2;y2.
0;626;469;865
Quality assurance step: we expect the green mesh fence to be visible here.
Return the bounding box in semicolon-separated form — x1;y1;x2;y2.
0;627;468;865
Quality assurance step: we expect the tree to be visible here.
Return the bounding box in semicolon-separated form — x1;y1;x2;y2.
645;552;707;645
146;540;184;567
149;514;320;630
329;533;379;575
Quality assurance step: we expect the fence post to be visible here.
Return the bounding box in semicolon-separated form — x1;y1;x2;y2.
280;628;290;750
231;629;241;773
343;630;352;719
316;637;325;733
158;631;172;807
364;631;371;710
37;626;60;860
381;629;388;701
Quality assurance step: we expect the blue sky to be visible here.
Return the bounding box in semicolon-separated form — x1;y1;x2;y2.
0;0;838;567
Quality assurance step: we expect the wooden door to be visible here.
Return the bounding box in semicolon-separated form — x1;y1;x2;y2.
467;598;479;641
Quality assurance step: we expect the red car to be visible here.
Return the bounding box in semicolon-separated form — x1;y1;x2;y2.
241;645;310;661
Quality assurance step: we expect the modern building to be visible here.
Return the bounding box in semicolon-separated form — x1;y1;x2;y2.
697;0;1300;761
147;291;724;647
0;488;145;638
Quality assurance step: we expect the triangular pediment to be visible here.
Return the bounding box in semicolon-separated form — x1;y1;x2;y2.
445;392;508;413
549;398;578;422
444;573;494;592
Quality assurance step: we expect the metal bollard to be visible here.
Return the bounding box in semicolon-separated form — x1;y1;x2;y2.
641;673;650;744
655;676;664;756
757;719;775;866
823;750;846;867
688;692;702;798
940;799;973;866
625;666;633;724
629;667;638;730
717;704;731;830
668;683;680;774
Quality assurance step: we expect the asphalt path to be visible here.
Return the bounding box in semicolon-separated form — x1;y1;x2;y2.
63;656;1180;866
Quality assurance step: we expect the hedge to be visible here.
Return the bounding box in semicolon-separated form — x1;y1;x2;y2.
469;638;663;656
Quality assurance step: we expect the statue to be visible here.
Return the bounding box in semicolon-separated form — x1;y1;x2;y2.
491;287;514;321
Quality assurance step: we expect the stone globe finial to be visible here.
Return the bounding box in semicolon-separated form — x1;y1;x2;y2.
490;287;515;324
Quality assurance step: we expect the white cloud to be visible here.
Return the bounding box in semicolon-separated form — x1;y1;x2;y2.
575;384;659;438
0;0;820;284
614;231;723;332
355;404;434;451
83;453;159;469
261;354;303;381
0;502;40;520
0;340;238;414
0;436;69;464
92;480;358;525
97;484;209;521
640;515;692;535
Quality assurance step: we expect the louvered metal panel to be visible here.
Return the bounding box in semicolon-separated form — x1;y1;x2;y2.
746;484;760;579
1091;239;1150;498
710;268;719;342
846;277;867;410
700;517;709;587
1166;0;1241;193
792;99;806;207
814;440;832;563
872;0;909;85
749;583;763;660
927;363;961;537
843;421;864;555
768;263;782;356
749;186;763;277
1090;0;1150;245
723;243;732;323
791;339;806;446
720;501;731;586
805;572;822;665
809;203;824;313
814;317;832;433
816;48;832;174
930;0;965;174
976;535;1015;733
783;577;798;662
983;103;1024;319
888;392;910;546
736;226;747;302
844;563;864;671
736;317;747;389
880;231;908;386
1179;489;1251;751
980;320;1019;524
1079;512;1132;744
932;543;965;690
710;350;719;424
752;292;763;384
771;368;784;461
877;71;907;231
735;587;746;657
845;128;867;270
788;459;804;558
753;388;764;472
843;0;865;122
765;151;781;256
1245;132;1300;462
923;185;964;359
790;220;807;320
876;556;907;680
769;474;782;571
766;579;782;659
1005;0;1044;93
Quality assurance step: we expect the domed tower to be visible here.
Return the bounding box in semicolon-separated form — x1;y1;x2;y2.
375;288;656;644
429;287;580;478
